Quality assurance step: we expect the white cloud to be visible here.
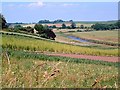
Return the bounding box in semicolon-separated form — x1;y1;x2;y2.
62;3;79;7
28;0;44;7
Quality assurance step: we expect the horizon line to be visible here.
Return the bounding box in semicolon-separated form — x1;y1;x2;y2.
7;20;118;23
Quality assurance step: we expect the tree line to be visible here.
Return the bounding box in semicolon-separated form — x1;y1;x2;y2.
38;19;73;24
91;22;120;30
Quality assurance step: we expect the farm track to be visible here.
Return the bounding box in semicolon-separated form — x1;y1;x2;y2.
45;53;119;62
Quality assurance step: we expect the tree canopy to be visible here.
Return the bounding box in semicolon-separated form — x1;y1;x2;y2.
34;24;56;40
91;21;119;30
116;20;120;28
38;20;51;23
80;25;84;29
0;14;7;29
62;23;66;29
34;24;44;34
71;22;76;29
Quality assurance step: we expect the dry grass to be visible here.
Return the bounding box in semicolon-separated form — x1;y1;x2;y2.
2;52;118;88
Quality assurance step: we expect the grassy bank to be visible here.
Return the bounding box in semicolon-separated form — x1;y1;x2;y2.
2;34;118;56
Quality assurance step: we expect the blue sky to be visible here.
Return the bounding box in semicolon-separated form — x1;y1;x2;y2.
2;1;118;23
2;0;120;2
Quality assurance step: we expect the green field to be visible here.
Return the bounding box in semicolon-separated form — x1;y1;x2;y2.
65;30;118;43
2;33;118;56
2;50;118;88
1;32;119;88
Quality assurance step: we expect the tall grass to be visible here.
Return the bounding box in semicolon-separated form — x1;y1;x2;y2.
2;50;118;88
2;34;118;56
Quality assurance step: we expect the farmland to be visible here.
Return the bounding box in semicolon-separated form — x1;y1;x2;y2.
1;31;119;88
54;30;119;48
1;23;119;88
1;28;119;88
1;1;120;88
2;50;119;88
2;33;118;56
65;30;118;43
1;15;119;89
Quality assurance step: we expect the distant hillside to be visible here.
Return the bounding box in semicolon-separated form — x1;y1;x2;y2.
75;20;117;24
7;20;118;28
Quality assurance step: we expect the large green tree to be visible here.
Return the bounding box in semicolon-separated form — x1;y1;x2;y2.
71;22;76;29
0;14;7;29
62;23;66;29
34;24;56;40
34;24;44;34
80;25;84;29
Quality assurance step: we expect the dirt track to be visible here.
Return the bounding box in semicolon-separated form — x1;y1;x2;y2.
46;53;119;62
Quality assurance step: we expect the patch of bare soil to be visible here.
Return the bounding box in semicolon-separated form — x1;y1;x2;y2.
46;53;119;62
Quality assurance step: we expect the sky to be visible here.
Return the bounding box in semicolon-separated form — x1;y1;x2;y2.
1;1;118;23
2;0;120;2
